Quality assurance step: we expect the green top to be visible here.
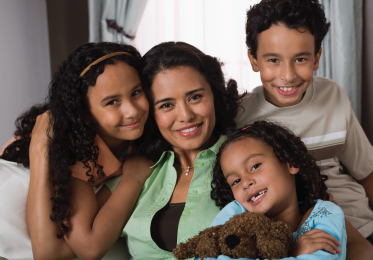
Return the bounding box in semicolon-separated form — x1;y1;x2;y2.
105;135;226;259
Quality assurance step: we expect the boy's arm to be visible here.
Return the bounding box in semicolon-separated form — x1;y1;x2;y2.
357;171;373;210
345;219;373;260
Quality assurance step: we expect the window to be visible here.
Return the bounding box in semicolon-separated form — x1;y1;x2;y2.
135;0;261;92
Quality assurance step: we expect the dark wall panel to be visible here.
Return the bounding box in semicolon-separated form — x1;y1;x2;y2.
362;0;373;143
46;0;89;76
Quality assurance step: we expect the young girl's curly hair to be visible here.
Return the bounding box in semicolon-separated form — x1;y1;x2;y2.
0;42;142;238
211;120;328;214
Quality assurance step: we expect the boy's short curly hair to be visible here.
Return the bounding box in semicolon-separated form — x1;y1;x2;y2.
211;120;329;214
246;0;330;59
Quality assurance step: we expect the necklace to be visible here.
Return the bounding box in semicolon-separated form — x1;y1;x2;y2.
176;165;195;176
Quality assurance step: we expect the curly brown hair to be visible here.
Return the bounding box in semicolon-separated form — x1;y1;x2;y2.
211;120;328;214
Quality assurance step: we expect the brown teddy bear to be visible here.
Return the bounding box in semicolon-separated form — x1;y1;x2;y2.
172;212;293;260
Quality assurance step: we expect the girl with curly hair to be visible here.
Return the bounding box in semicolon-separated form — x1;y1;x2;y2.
210;120;346;259
0;42;153;259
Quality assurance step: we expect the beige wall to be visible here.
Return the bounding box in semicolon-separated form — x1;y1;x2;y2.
362;0;373;143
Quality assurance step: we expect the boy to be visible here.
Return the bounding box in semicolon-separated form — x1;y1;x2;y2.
236;0;373;247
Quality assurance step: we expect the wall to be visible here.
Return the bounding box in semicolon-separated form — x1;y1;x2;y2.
362;0;373;143
0;0;51;147
46;0;88;76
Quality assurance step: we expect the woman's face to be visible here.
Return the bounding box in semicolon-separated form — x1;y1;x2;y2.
87;61;149;148
152;66;216;152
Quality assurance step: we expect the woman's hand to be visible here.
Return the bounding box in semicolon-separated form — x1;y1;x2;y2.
291;229;342;257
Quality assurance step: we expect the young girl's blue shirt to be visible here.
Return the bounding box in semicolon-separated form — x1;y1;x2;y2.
200;199;346;260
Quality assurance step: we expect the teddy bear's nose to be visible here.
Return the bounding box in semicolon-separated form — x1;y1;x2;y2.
225;234;240;250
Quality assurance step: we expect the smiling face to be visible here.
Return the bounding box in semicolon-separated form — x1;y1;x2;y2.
220;137;299;218
151;66;216;152
87;61;149;148
248;23;322;107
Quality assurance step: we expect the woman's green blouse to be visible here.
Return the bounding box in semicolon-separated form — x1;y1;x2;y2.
105;135;226;259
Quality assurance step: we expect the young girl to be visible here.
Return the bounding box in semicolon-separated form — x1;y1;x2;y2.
210;120;346;259
0;42;153;259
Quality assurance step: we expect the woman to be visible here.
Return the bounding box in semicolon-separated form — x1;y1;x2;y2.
102;41;246;259
0;42;153;259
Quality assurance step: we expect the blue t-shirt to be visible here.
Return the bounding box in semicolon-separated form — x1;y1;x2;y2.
202;199;346;260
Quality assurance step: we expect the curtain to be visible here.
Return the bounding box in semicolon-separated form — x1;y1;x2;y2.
362;0;373;143
88;0;148;44
316;0;363;121
135;0;262;93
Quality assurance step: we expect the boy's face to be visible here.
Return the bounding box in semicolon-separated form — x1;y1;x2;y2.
248;23;322;107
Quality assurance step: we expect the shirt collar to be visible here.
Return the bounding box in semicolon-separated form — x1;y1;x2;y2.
150;135;227;168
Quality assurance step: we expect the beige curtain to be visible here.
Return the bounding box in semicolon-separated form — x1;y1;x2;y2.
88;0;148;44
316;0;363;121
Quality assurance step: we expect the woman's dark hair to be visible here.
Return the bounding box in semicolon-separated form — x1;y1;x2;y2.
246;0;330;59
0;42;141;238
211;120;328;214
136;41;246;162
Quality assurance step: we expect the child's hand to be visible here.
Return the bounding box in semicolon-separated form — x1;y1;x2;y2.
121;155;154;183
291;229;342;257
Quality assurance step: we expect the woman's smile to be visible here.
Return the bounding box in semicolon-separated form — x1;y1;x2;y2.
175;123;203;137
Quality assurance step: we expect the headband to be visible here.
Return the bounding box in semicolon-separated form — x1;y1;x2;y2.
79;51;133;77
242;126;251;131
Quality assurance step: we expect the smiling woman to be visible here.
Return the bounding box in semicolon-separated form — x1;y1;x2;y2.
104;41;246;259
152;66;216;153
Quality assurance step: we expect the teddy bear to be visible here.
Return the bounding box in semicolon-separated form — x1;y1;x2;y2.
172;212;293;260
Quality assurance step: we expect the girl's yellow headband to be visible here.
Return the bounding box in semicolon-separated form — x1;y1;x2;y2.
79;51;133;77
